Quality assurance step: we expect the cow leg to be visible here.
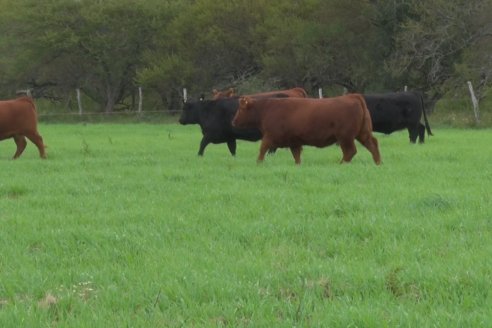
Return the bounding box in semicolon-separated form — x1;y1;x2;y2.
418;123;426;143
25;133;46;159
257;139;273;163
13;135;27;159
226;139;237;156
356;134;381;165
408;127;418;144
339;139;357;163
198;136;210;156
290;146;302;165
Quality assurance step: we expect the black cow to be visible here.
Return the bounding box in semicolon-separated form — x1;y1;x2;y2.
363;91;433;143
179;98;262;156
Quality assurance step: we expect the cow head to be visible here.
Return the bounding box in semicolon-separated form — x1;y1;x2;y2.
232;97;254;128
212;88;235;100
179;101;202;125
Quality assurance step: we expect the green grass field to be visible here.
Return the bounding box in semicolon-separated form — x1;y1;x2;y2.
1;123;491;327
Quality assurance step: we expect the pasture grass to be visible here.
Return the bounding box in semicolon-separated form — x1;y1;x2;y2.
0;123;491;327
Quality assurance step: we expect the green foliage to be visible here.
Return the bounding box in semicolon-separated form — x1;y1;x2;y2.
1;124;492;326
0;0;174;111
0;0;491;110
261;0;383;91
171;0;268;85
386;0;491;104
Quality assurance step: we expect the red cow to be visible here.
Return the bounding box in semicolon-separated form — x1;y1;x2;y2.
232;94;381;165
0;96;46;159
212;87;308;100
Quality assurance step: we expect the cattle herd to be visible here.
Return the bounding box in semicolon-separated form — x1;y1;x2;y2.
180;87;432;165
0;88;432;164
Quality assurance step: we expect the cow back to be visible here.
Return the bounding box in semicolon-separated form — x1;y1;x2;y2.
0;97;38;139
363;92;424;134
213;87;308;100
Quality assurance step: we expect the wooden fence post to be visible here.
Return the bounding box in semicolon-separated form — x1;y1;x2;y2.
16;89;32;97
76;88;83;115
467;81;480;124
138;87;143;112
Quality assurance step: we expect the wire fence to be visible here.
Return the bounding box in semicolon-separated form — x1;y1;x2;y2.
38;109;183;123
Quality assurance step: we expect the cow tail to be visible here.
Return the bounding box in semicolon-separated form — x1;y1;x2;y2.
19;96;36;109
419;93;433;136
352;94;373;133
30;98;37;113
28;97;39;120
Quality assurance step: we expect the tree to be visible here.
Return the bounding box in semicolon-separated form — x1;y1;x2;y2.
259;0;384;94
386;0;492;109
74;0;158;112
454;38;492;102
136;0;195;108
1;0;490;111
0;0;78;97
1;0;165;112
139;0;271;104
446;0;492;102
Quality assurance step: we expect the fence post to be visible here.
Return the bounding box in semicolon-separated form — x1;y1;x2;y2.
16;89;32;97
343;87;348;95
404;85;408;92
183;88;188;103
318;88;323;99
467;81;480;124
76;88;83;115
138;87;143;112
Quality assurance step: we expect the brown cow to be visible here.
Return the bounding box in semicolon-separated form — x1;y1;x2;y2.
232;94;381;165
0;96;46;159
212;87;308;100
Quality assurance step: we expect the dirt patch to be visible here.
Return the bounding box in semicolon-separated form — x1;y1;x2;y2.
38;293;58;309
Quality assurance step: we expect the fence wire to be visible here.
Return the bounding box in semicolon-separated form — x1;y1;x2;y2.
37;109;183;123
38;109;182;117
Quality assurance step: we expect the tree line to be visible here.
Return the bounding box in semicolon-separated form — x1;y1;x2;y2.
0;0;491;112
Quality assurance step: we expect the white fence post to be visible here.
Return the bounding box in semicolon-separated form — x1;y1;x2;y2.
343;87;348;95
76;88;83;115
467;81;480;124
138;86;143;112
16;89;32;97
404;85;408;92
183;88;188;103
318;88;323;99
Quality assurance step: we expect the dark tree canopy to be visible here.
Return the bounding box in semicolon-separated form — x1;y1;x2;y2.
0;0;490;111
